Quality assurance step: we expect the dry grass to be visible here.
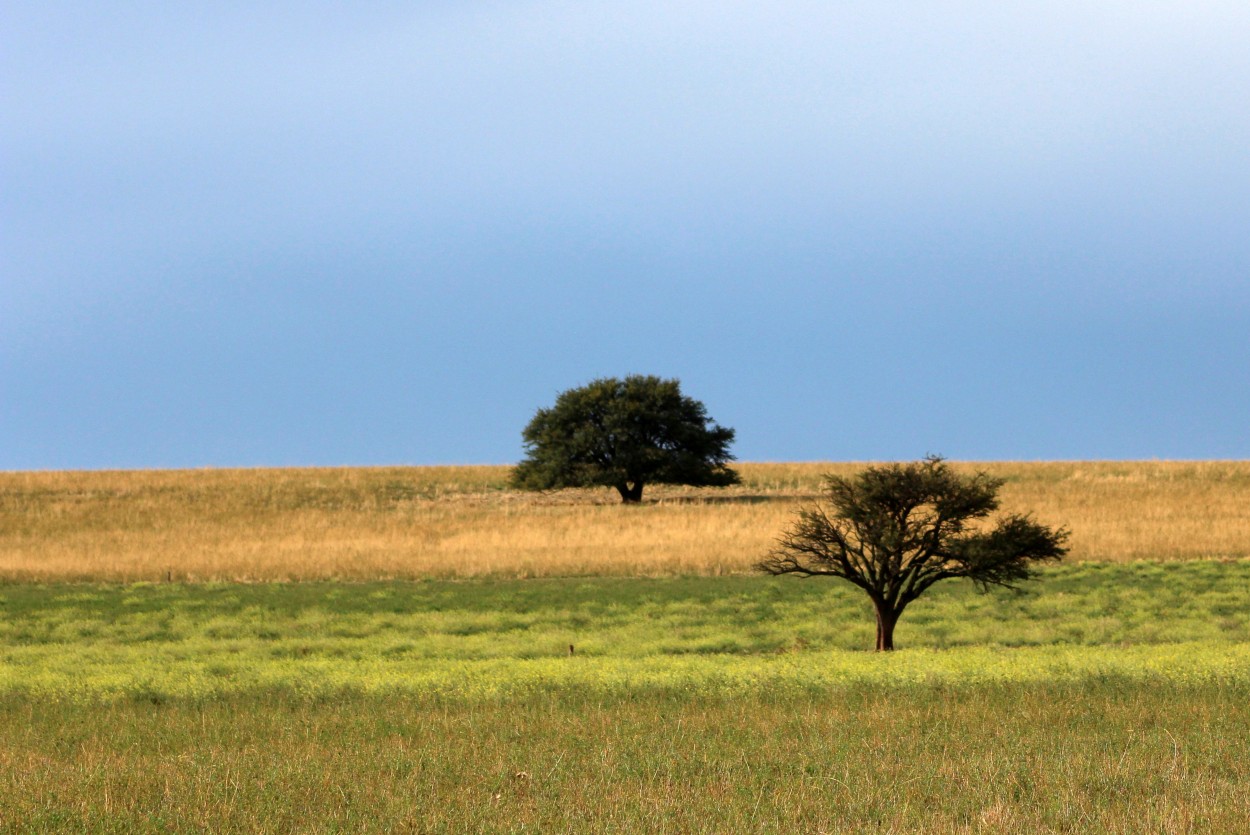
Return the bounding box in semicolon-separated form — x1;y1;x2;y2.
2;461;1248;582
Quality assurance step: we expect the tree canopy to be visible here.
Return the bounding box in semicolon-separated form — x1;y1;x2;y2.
757;456;1068;650
511;375;739;503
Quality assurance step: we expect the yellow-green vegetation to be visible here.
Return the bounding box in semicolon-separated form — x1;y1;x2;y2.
2;461;1248;581
1;563;1249;831
3;462;1249;831
2;563;1249;702
4;685;1247;833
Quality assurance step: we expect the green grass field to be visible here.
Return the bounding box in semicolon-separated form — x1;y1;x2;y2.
2;562;1250;701
3;562;1250;831
3;464;1250;832
5;684;1248;833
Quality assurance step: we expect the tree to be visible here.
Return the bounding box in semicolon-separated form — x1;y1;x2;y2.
756;456;1067;651
511;375;739;503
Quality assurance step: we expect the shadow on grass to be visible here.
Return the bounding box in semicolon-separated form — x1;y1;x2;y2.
650;494;807;506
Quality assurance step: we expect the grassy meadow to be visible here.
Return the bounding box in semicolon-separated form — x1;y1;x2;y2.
3;564;1250;701
5;683;1248;833
2;462;1250;831
2;460;1249;581
3;564;1250;832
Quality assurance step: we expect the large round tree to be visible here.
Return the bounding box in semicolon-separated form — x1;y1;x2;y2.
511;375;739;503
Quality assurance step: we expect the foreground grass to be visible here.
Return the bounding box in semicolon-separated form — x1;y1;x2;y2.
3;685;1247;833
3;461;1249;581
3;564;1249;831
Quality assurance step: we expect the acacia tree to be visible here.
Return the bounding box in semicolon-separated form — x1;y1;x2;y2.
511;375;739;503
757;456;1067;651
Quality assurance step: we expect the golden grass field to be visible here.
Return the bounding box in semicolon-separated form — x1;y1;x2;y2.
2;461;1248;582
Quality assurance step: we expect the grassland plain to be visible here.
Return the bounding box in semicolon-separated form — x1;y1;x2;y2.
2;564;1250;831
2;461;1249;581
2;463;1250;832
4;685;1248;833
2;563;1250;701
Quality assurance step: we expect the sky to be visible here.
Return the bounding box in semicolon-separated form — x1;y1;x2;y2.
3;1;1249;470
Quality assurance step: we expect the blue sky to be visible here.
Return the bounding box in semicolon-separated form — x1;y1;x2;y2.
4;1;1248;470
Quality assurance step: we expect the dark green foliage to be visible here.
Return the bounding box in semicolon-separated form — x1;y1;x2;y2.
757;456;1068;650
511;375;739;502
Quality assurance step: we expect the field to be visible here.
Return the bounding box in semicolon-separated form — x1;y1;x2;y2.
6;683;1248;832
3;461;1249;581
2;462;1250;832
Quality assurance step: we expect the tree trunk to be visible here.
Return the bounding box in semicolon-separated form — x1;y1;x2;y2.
874;602;900;652
616;482;644;503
